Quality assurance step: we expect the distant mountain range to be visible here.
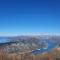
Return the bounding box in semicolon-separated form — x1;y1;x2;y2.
0;35;60;43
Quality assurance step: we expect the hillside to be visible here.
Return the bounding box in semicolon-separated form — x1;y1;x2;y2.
0;35;60;60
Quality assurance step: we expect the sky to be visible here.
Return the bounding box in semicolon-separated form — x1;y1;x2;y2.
0;0;60;36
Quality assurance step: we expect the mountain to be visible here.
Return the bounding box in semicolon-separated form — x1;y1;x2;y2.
0;35;59;54
0;35;60;60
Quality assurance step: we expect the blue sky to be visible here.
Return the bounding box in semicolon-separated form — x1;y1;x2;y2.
0;0;60;36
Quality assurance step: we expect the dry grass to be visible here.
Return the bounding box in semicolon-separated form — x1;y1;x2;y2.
0;48;60;60
0;48;32;60
0;52;53;60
